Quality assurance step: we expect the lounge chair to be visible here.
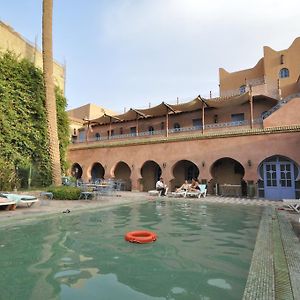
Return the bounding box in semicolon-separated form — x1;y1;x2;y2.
170;190;187;198
186;184;207;198
148;188;169;196
148;190;160;196
0;193;38;207
0;197;16;210
282;199;300;213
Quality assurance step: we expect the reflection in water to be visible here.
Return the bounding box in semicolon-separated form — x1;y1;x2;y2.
0;201;262;300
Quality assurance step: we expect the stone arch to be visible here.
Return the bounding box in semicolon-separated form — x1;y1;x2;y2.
71;163;83;179
140;160;162;192
90;162;105;182
171;160;199;191
210;157;246;196
113;161;132;191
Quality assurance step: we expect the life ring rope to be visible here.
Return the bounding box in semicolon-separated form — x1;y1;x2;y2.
125;230;157;243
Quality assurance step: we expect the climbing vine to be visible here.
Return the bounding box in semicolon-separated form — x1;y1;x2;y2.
0;51;69;189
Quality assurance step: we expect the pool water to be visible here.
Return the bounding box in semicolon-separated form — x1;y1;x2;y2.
0;200;262;300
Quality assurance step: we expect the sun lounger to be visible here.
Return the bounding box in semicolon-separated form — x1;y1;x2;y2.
148;190;161;196
148;186;169;197
170;190;187;198
186;184;207;198
282;199;300;213
0;193;38;207
0;197;16;210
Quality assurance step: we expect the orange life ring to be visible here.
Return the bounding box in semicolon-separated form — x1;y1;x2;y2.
125;230;157;243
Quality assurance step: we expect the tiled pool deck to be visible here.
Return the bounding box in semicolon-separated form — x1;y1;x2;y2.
1;192;300;299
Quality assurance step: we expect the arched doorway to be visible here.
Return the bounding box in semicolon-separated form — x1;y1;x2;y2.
71;163;83;179
141;161;162;192
114;161;132;191
258;155;299;200
172;160;199;191
91;162;105;182
211;158;245;196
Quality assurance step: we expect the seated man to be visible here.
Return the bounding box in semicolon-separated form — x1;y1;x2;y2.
156;177;168;196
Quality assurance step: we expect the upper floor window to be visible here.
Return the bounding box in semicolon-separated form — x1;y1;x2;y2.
193;118;202;128
148;126;154;135
174;123;181;132
130;127;137;136
79;130;86;142
279;68;289;78
231;113;245;122
95;133;100;141
239;85;246;94
214;115;218;123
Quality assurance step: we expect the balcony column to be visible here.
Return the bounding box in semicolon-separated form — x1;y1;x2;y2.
85;120;90;143
202;104;205;134
277;79;282;100
166;112;169;137
109;119;112;139
249;86;254;129
136;116;139;136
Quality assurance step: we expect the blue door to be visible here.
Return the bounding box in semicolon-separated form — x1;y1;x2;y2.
264;159;295;200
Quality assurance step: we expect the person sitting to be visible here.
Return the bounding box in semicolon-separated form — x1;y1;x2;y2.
176;180;190;192
189;178;200;192
156;177;168;196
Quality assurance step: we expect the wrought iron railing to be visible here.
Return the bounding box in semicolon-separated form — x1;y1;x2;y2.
73;118;263;144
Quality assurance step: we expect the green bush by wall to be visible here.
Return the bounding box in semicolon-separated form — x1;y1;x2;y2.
47;186;81;200
0;51;69;190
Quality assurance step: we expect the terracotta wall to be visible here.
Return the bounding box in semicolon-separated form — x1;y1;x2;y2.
219;59;265;96
263;98;300;127
0;22;65;92
219;37;300;99
68;131;300;191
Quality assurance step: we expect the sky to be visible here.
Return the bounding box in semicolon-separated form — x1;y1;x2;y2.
1;0;300;113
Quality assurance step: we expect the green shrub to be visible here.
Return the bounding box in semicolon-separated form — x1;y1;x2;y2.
47;186;81;200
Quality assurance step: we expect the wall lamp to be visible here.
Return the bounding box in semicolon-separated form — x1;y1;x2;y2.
162;162;167;169
247;160;252;167
202;161;205;167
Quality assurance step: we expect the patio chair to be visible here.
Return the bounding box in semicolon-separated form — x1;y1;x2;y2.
79;184;94;200
282;199;300;213
0;193;38;207
199;184;207;197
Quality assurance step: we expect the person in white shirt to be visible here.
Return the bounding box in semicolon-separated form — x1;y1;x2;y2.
156;177;168;196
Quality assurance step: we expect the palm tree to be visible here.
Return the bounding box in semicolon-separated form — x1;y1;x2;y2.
42;0;62;185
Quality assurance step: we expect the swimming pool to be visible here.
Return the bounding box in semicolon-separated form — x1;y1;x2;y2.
0;200;262;300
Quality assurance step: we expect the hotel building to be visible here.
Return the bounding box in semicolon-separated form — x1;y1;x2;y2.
68;38;300;200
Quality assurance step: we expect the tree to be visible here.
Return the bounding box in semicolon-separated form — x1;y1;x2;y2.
42;0;62;185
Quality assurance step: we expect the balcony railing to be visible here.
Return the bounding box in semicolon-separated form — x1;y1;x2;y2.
73;118;263;144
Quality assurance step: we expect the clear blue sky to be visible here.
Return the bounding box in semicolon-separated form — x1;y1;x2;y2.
1;0;300;113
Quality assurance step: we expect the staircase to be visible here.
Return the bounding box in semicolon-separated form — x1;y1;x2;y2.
262;93;300;119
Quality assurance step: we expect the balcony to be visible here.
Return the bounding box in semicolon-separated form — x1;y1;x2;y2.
72;118;263;145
